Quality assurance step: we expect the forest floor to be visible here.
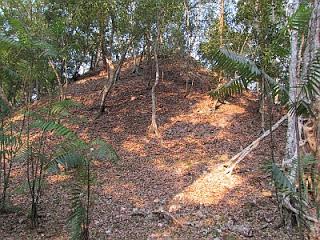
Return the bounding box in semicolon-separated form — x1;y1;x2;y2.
0;57;298;239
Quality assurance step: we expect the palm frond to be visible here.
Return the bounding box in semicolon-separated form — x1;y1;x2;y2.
289;3;312;33
31;119;76;139
0;65;20;81
68;184;87;240
291;48;320;115
210;48;287;99
271;163;296;193
33;40;59;58
13;146;32;163
90;139;120;163
0;34;21;50
50;99;81;116
47;152;86;173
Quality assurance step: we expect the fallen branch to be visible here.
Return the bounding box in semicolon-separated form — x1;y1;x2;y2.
225;114;288;175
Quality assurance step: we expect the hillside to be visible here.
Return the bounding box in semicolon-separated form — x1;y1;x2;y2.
0;57;294;240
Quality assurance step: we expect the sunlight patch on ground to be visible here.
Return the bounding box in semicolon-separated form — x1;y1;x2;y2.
122;140;146;156
153;158;201;176
171;165;243;206
47;174;72;184
75;75;104;85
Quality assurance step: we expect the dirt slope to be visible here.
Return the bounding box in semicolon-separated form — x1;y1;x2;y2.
0;57;296;239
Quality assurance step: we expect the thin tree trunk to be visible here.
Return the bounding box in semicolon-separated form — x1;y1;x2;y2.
99;44;130;113
99;59;115;113
219;0;224;47
212;0;225;111
150;47;160;137
150;16;161;138
49;59;65;100
138;42;146;67
226;115;288;174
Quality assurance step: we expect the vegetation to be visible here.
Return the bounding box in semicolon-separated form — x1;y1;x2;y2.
0;0;320;239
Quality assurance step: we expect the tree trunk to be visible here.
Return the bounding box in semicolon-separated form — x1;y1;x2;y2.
150;46;160;137
150;16;161;138
99;59;115;113
49;59;65;101
308;0;320;222
282;0;320;234
99;44;130;113
219;0;224;47
283;0;300;167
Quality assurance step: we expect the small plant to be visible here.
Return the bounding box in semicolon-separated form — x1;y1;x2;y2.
269;155;319;229
20;99;80;227
0;99;24;212
48;138;119;239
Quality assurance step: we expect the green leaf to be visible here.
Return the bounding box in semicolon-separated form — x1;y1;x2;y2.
210;48;287;100
31;119;76;139
289;3;312;33
90;139;120;163
271;163;295;192
47;152;86;173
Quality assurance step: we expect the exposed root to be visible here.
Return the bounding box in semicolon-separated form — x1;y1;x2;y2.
152;209;184;227
283;197;319;223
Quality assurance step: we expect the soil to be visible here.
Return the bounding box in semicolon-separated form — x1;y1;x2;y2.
0;57;297;239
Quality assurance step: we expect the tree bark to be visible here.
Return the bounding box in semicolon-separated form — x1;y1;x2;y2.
49;59;65;101
219;0;224;48
99;44;131;113
150;16;161;138
283;0;300;167
307;0;320;224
